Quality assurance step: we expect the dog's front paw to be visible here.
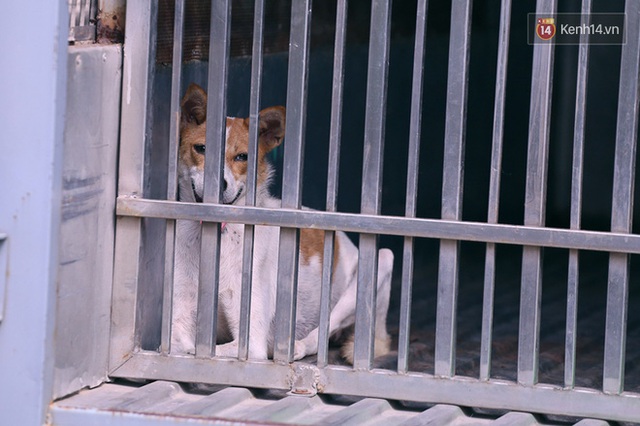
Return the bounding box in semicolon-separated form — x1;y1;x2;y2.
171;336;196;355
215;341;238;357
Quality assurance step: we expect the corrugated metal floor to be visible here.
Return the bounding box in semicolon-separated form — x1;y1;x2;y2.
50;380;612;425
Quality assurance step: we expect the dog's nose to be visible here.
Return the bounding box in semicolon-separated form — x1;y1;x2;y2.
223;179;228;192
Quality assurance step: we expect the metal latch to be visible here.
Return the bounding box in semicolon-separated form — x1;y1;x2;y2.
287;364;323;397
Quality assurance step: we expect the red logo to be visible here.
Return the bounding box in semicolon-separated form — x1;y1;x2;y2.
536;18;556;41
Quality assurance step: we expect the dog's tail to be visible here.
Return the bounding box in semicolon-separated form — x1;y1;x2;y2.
340;331;391;365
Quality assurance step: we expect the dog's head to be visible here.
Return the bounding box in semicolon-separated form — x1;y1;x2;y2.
178;83;286;205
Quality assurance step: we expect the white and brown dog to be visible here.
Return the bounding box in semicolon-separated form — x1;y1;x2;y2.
171;83;393;362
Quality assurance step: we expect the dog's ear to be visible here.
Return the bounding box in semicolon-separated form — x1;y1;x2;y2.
258;106;286;152
181;83;207;129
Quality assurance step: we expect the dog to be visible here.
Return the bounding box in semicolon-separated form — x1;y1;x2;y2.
171;83;393;362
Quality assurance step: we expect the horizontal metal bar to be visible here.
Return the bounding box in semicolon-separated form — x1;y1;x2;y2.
117;197;640;254
111;352;291;390
110;352;640;423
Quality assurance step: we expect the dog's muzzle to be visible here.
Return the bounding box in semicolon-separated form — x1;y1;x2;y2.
191;180;243;205
226;187;243;205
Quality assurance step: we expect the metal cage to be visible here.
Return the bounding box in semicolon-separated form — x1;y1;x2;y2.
109;0;640;423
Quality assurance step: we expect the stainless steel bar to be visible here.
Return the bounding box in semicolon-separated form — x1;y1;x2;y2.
273;0;312;363
109;1;155;370
118;197;640;255
112;352;640;423
435;0;472;378
160;0;185;355
480;0;512;382
196;0;231;357
603;0;640;395
317;0;348;368
565;0;591;389
353;0;392;370
237;0;265;361
518;0;556;387
398;0;428;374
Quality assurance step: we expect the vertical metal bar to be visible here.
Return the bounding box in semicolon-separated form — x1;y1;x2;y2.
160;0;185;355
273;0;312;363
317;0;348;368
603;0;640;395
196;0;231;357
237;0;265;361
479;0;511;381
353;0;392;370
397;0;428;374
109;1;155;369
434;0;473;378
565;0;591;389
518;0;556;387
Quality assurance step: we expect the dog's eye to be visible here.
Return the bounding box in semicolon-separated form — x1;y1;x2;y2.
234;153;248;162
193;144;206;155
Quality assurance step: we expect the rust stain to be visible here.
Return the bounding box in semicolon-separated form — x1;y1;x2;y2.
97;7;126;44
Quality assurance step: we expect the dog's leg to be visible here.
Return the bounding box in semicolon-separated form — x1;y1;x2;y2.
294;249;393;361
170;276;198;355
170;310;196;355
214;293;271;360
373;248;393;357
293;289;356;360
338;249;393;363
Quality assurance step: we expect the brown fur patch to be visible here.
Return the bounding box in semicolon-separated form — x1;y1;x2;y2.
299;229;340;275
179;123;206;170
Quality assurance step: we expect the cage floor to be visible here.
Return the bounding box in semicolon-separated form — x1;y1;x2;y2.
306;245;640;394
52;380;616;426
